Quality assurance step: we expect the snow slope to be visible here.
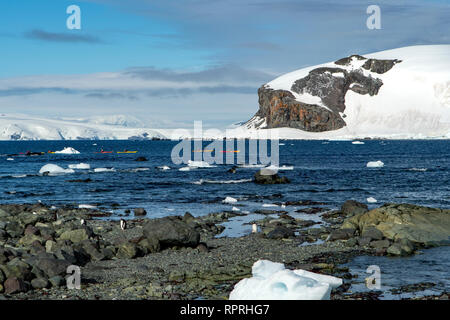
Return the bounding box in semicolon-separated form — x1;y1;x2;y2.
0;114;167;140
226;45;450;140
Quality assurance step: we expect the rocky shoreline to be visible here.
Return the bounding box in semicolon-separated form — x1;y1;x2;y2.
0;201;448;300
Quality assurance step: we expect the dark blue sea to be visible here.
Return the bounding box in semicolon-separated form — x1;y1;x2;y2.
0;140;448;216
0;139;449;298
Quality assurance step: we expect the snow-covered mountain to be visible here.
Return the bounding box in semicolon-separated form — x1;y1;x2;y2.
228;45;450;139
0;114;167;140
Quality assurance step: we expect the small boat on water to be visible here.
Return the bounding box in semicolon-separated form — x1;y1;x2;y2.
95;149;113;154
117;150;138;154
20;151;45;156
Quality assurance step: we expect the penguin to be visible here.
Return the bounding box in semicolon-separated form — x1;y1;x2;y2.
120;219;126;231
80;219;86;226
252;223;258;233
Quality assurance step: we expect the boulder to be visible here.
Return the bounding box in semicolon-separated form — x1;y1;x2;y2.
133;208;147;217
116;242;138;259
341;200;368;216
48;275;64;287
266;227;295;239
138;238;160;254
254;170;290;185
59;227;93;243
143;216;200;249
31;277;49;289
4;277;28;294
327;228;355;241
1;259;32;281
342;203;450;246
370;239;391;249
361;226;384;241
35;258;71;278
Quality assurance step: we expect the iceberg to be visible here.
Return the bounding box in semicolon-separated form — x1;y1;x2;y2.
39;164;75;175
367;197;377;203
223;196;238;204
229;260;342;300
53;147;80;154
366;160;384;168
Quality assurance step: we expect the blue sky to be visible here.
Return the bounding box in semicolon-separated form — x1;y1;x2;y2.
0;0;449;128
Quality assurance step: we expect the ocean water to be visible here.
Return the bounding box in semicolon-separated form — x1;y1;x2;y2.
0;140;449;218
0;139;449;297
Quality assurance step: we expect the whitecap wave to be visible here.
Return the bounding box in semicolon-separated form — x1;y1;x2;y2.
192;178;252;185
94;167;116;173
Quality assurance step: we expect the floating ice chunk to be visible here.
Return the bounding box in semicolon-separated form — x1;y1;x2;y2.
366;160;384;168
53;147;80;154
78;204;97;209
6;158;14;161
262;203;278;207
229;260;342;300
408;167;427;172
223;196;238;204
68;163;90;169
157;165;171;170
352;141;365;145
131;167;150;172
94;167;115;172
39;164;75;175
179;166;192;171
367;197;377;203
188;160;216;168
232;207;240;211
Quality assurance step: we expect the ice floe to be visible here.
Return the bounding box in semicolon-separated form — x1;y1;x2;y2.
367;197;378;203
39;164;75;175
68;163;90;169
229;260;342;300
188;160;216;168
366;160;384;168
223;196;238;204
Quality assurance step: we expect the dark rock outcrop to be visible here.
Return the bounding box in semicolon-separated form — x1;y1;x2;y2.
143;216;200;249
253;170;290;184
247;54;401;132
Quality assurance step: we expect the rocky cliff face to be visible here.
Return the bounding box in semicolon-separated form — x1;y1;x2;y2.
248;55;401;132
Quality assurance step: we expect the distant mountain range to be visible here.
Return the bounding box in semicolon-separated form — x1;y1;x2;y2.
0;114;167;140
